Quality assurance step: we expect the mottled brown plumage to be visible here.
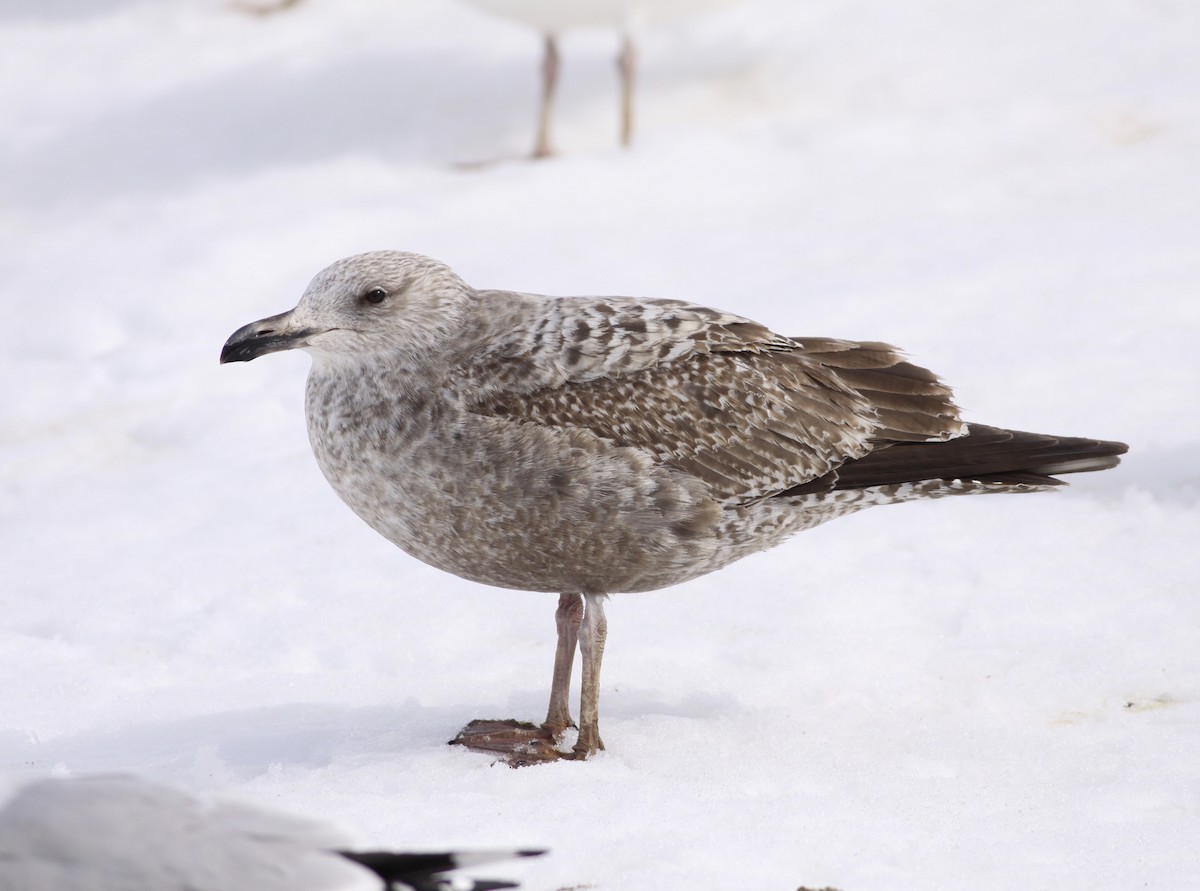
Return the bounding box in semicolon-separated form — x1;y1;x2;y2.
220;251;1127;764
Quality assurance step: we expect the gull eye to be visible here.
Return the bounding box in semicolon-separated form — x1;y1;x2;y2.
362;287;388;305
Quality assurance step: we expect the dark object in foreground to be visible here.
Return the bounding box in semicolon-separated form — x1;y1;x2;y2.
343;849;546;891
222;250;1127;766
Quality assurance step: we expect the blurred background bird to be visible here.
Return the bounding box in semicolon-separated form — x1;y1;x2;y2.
234;0;743;158
458;0;743;156
0;775;544;891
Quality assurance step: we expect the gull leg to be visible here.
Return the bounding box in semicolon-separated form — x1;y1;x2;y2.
450;593;583;766
569;592;608;758
545;593;583;731
617;32;637;147
532;33;561;158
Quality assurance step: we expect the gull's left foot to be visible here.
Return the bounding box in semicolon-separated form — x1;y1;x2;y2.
450;719;568;767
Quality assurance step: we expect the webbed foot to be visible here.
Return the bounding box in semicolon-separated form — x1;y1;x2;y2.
450;719;570;767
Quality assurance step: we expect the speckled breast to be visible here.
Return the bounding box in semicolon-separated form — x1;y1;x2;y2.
304;375;730;594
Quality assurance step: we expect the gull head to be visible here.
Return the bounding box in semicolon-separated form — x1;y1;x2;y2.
220;251;475;368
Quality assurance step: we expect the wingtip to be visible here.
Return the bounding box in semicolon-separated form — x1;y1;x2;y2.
338;847;548;884
449;849;548;868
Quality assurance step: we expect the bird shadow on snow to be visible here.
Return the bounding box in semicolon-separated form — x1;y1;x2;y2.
0;700;479;784
0;0;128;23
1119;444;1200;505
3;48;532;208
0;687;745;783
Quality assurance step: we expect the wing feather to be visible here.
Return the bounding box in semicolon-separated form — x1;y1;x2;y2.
459;294;965;502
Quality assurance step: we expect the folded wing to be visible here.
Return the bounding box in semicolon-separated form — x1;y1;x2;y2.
462;294;965;502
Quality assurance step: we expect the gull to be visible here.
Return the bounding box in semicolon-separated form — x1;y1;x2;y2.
0;774;544;890
459;0;741;156
221;251;1127;766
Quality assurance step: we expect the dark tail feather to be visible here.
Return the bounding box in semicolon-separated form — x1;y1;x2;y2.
783;424;1127;496
339;849;546;891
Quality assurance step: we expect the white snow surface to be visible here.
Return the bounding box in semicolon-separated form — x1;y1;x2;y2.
1;1;1198;889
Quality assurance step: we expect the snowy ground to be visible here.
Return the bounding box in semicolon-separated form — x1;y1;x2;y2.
2;0;1198;888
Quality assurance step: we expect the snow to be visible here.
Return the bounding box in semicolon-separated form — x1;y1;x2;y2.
1;0;1198;888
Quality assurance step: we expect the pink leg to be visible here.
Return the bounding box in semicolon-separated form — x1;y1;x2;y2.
545;593;583;730
451;592;588;767
569;593;608;758
532;33;561;158
617;32;637;147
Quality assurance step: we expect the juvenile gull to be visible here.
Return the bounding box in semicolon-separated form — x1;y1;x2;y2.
0;774;543;891
221;251;1127;765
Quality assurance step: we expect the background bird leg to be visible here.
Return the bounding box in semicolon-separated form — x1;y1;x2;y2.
617;32;637;147
533;33;560;158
